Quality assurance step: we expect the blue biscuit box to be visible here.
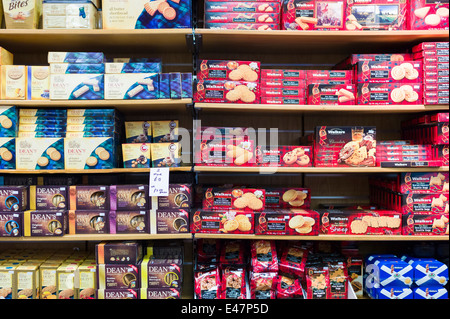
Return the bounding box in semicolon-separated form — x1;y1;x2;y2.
406;257;448;286
0;138;15;169
0;106;17;138
414;286;448;299
375;287;413;299
370;257;414;287
159;73;170;99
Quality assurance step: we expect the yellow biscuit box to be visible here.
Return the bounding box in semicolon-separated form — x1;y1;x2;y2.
0;264;18;299
14;264;40;299
1;65;27;100
152;120;178;143
39;262;61;299
122;143;151;168
0;47;14;65
151;142;181;167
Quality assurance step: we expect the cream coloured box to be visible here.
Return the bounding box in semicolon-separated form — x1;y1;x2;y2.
1;65;27;100
104;73;159;99
27;66;50;100
14;264;39;299
64;137;116;169
0;47;14;65
2;0;42;29
16;138;64;170
50;74;104;100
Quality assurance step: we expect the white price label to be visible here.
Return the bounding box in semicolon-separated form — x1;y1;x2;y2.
149;167;169;196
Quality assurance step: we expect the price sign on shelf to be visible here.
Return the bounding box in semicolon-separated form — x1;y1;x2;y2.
149;167;169;196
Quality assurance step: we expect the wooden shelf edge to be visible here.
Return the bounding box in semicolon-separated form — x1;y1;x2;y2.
194;166;449;173
0;233;193;242
0;167;193;174
0;99;192;107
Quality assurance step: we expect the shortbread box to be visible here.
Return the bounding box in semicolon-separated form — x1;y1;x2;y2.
105;62;162;74
152;184;192;210
29;185;69;210
196;138;255;166
109;210;150;234
262;87;306;98
307;84;356;105
0;186;28;212
125;121;152;143
191;209;254;234
400;193;448;214
412;42;450;52
400;172;449;194
140;288;182;299
414;286;448;299
370;257;414;287
150;209;189;234
39;262;60;299
67;108;117;117
48;52;104;64
140;256;183;289
256;145;312;167
95;241;144;265
151;142;181;168
49;74;104;100
261;69;306;79
152;120;179;143
69;185;110;210
282;0;345;30
260;96;306;104
104;73;159;100
68;210;110;234
205;11;280;24
264;188;311;208
409;0;449;30
97;263;141;289
357;83;423;105
205;1;281;13
375;287;413;299
204;22;279;30
0;105;17;137
77;264;96;299
96;288;140;299
27;66;49;100
194;126;252;140
64;137;116;169
203;187;265;211
15;264;40;299
194;80;260;104
197;60;261;82
405;257;448;286
1;65;27;100
344;0;408;31
20;116;67;125
110;185;149;211
260;78;306;88
122;143;151;168
402;212;449;235
102;0;191;29
19;108;66;118
0;264;18;299
336;54;413;69
23;210;67;236
0;137;15;169
307;70;353;82
50;63;105;74
0;211;22;237
254;209;319;235
356;61;423;83
433;144;449;166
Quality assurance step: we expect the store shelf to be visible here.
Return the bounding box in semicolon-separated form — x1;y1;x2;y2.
194;166;449;174
0;29;192;53
194;233;449;241
0;99;193;113
195;103;449;113
0;233;193;242
195;29;450;54
0;167;193;174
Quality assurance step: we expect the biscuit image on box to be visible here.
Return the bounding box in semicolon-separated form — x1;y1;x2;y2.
16;138;64;170
152;120;178;143
122;143;151;168
151;142;181;167
0;106;17;137
125;121;152;143
64;138;115;170
0;138;16;169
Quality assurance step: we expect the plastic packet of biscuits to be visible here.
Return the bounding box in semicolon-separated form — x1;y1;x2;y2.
194;267;221;299
278;242;310;278
220;266;247;299
219;240;246;266
250;240;279;273
276;275;303;299
249;271;277;299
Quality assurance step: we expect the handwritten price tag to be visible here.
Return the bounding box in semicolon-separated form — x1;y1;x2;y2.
149;167;169;196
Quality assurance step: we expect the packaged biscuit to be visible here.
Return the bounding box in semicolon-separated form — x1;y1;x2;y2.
105;62;162;74
1;65;27;100
181;72;193;98
42;0;98;29
39;262;60;299
195;138;255;166
27;66;50;100
68;210;110;234
97;263;140;289
282;0;346;30
170;72;182;99
0;211;22;237
19;116;66;125
356;61;423;83
159;73;170;99
152;120;178;143
0;137;15;169
18;124;67;132
307;84;356;105
102;0;192;29
122;143;151;168
19;108;66;118
105;73;159;100
205;11;280;24
14;264;40;299
203;188;265;211
402;212;449;235
357;83;423;105
29;185;68;210
344;0;408;31
264;188;311;208
50;74;104;100
413;286;448;299
249;271;277;299
205;1;281;13
140;256;183;289
205;22;279;29
150;209;189;234
400;172;449;194
151;142;181;167
96;289;140;299
109;210;150;234
69;185;110;210
23;210;67;237
2;0;42;29
191;209;255;234
195;80;260;104
197;60;261;82
95;241;144;265
77;264;96;299
64;137;116;169
48;52;104;64
0;47;14;65
260;78;306;88
151;184;192;210
110;185;149;211
50;63;105;74
0;264;18;299
56;264;77;299
140;288;182;299
409;0;449;30
251;240;278;272
125;121;152;143
66;108;116;117
16;138;65;170
0;186;28;212
256;146;312;167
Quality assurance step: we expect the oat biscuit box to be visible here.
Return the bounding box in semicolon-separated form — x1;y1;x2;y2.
110;185;149;211
0;264;18;299
0;211;22;237
0;186;28;212
69;185;110;210
409;0;449;30
0;105;17;137
14;264;40;299
97;263;140;289
0;138;15;169
95;241;144;265
282;0;346;30
152;184;192;210
23;210;67;237
64;137;116;170
140;256;183;289
2;0;42;29
68;210;110;235
150;209;189;234
102;0;192;29
140;288;182;299
29;185;68;210
56;264;77;299
109;210;150;234
96;288;140;299
16;137;64;170
77;263;96;299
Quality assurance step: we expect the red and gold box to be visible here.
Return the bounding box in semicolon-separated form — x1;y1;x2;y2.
307;84;356;105
409;0;449;31
402;212;449;236
205;12;280;24
190;209;255;234
194;80;260;104
197;60;261;82
202;188;266;211
195;138;256;166
264;188;311;208
254;209;319;236
356;61;423;84
357;83;423;105
255;145;312;167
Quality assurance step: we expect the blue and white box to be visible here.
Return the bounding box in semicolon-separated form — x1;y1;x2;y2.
406;257;448;286
50;74;104;100
105;73;159;99
413;286;448;299
48;52;104;64
105;62;162;74
375;287;413;299
366;257;414;288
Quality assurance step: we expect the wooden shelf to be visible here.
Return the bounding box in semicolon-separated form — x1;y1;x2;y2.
195;103;449;113
0;167;193;174
0;99;192;113
195;166;449;174
0;233;193;242
0;29;192;53
195;29;450;54
193;233;449;241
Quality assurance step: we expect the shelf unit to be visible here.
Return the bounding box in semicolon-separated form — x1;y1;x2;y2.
1;167;193;174
194;166;449;173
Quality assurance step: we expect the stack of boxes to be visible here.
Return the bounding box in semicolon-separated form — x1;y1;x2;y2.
204;0;282;30
375;140;436;168
0;186;27;238
42;0;100;30
259;69;306;105
412;42;449;106
306;70;355;105
0;105;17;170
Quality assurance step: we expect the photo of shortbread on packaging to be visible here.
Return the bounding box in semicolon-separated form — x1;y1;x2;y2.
357;83;423;105
16;138;64;170
109;210;150;234
0;137;15;169
0;212;22;237
23;210;67;237
151;142;181;167
104;73;159;99
64;137;116;169
50;74;104;100
1;65;27;100
197;60;261;82
194;80;260;104
122;143;151;168
410;0;449;30
0;106;17;137
356;61;423;83
110;185;149;211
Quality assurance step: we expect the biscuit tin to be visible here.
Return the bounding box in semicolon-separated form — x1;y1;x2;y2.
413;286;448;299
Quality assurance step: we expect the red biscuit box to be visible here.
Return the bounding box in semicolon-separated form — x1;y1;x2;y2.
202;188;265;211
424;90;450;99
281;0;346;30
425;97;450;105
260;97;306;104
195;138;255;166
286;208;319;235
261;69;306;79
431;122;449;144
197;60;261;82
413;49;450;60
190;209;255;234
307;70;353;82
308;84;356;105
409;0;449;30
344;0;408;31
402;212;449;236
204;22;280;30
356;61;423;83
419;56;450;64
264;188;311;208
400;172;449;194
412;42;450;52
194;80;260;104
254;209;319;235
357;83;423;105
377;155;432;162
195;126;253;140
433;144;449;166
260;78;306;88
429;112;450;123
401;192;449;214
349;53;413;65
262;87;306;98
204;1;282;13
204;12;280;24
256;145;313;167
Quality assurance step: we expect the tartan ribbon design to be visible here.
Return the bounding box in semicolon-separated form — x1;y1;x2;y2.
135;1;191;29
319;126;328;146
